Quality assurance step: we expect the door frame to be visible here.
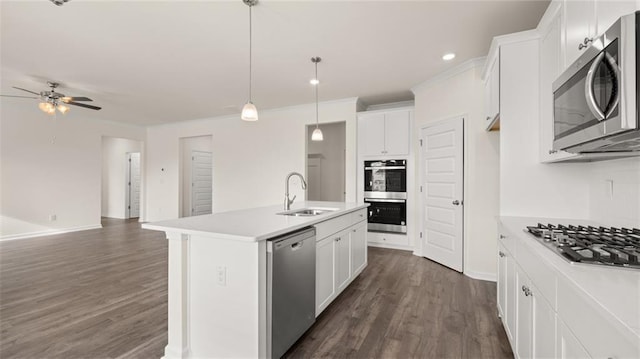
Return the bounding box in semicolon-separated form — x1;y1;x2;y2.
418;115;465;272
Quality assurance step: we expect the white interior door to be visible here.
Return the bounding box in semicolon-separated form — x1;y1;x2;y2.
127;152;141;219
191;150;213;216
420;117;464;272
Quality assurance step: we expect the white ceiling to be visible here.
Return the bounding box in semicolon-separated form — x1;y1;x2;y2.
1;0;549;126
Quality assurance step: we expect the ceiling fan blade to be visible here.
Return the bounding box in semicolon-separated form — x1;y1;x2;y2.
62;96;93;102
12;86;40;95
0;95;38;99
66;101;102;110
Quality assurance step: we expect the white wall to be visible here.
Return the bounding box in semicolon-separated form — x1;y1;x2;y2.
180;135;212;217
101;137;142;219
0;101;145;239
307;122;346;202
145;98;358;222
412;59;500;280
588;157;640;228
499;38;592;220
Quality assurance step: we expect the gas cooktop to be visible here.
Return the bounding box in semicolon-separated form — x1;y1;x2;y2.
525;223;640;269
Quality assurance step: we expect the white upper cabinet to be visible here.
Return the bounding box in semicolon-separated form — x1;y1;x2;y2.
562;0;638;70
595;1;637;35
563;0;596;69
358;108;412;157
540;6;578;162
484;52;500;131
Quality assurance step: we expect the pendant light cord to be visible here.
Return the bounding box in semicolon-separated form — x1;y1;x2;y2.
249;5;253;102
315;61;319;129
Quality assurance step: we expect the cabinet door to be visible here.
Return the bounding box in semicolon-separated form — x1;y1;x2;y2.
497;242;508;320
315;236;336;316
532;282;556;359
350;221;367;275
516;266;533;359
563;0;596;68
383;110;410;156
358;114;386;156
490;55;500;120
505;250;517;345
539;9;577;162
335;230;351;292
596;1;638;35
557;321;590;359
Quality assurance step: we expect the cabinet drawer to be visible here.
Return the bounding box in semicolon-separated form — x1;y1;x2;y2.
367;232;409;246
557;277;639;359
315;214;351;240
351;209;367;225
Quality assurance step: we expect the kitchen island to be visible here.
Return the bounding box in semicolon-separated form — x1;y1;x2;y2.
142;201;369;359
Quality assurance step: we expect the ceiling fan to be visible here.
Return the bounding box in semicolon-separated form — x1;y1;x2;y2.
0;81;102;115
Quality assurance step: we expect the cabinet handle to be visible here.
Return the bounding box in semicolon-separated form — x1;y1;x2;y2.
499;234;506;239
352;229;356;232
486;116;491;121
499;251;505;258
578;37;593;50
522;285;532;297
548;149;558;154
335;237;340;242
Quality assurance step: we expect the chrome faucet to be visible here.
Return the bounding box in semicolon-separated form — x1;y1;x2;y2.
284;172;307;210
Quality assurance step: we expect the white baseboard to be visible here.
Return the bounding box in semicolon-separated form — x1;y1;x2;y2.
464;269;496;282
0;224;103;241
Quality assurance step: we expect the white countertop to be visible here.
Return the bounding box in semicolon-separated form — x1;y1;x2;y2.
142;201;368;242
499;216;640;336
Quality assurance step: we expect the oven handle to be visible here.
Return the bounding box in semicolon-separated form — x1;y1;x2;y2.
364;198;406;203
364;166;406;170
585;51;620;121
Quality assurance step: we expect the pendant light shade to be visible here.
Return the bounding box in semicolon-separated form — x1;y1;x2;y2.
241;101;258;121
242;0;258;121
311;56;323;142
311;127;324;141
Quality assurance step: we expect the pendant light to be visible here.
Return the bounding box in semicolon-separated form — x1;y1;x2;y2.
311;57;323;141
241;0;259;121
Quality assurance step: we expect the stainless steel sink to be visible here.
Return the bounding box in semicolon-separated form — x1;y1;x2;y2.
277;207;338;217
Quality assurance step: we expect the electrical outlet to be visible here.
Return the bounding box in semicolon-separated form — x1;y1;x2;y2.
216;266;226;286
49;214;57;221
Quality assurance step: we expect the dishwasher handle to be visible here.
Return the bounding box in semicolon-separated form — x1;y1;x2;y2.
290;241;304;251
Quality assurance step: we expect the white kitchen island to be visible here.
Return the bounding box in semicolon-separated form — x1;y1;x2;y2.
142;201;369;359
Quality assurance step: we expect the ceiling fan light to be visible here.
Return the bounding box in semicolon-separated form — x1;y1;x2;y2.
311;127;324;141
38;102;55;114
57;104;70;114
241;101;258;121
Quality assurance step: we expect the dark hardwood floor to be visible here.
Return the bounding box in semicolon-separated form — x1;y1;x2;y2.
1;219;512;358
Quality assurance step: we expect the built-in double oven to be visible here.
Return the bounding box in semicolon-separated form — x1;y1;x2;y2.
364;160;407;234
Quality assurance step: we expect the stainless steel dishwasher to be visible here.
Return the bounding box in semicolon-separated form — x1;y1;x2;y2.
267;227;316;359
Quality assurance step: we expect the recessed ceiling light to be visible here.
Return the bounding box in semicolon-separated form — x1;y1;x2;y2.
310;78;319;85
442;53;456;61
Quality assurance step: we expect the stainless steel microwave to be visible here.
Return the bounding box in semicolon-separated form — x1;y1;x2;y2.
552;12;640;153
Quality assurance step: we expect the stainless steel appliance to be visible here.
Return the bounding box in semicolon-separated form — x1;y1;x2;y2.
267;227;316;358
364;160;407;199
364;159;407;234
525;223;640;269
552;12;640;153
364;198;407;233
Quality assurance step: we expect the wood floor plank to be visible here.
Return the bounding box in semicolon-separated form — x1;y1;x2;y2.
1;219;512;359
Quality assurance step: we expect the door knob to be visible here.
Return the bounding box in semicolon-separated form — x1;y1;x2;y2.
452;200;461;206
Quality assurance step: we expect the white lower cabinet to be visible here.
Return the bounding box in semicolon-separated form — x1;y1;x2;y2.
498;223;638;359
557;321;589;359
350;221;367;274
515;266;556;359
316;235;336;314
315;212;368;316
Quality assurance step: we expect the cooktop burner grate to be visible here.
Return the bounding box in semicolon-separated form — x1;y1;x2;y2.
525;223;640;269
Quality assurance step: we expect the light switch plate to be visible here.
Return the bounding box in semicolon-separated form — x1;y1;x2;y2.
216;266;226;286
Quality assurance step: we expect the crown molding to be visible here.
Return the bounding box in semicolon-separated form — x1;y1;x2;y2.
411;57;485;94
